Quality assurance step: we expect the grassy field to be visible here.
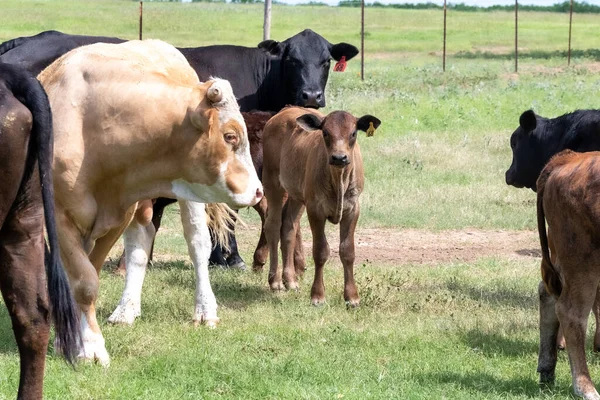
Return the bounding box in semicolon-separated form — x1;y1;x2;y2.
2;1;600;399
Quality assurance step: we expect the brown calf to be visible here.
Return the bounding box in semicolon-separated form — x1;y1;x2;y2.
262;107;380;306
0;62;79;399
537;149;600;400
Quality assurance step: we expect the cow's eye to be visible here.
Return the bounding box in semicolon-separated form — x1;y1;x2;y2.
351;130;357;138
323;130;329;137
224;133;239;147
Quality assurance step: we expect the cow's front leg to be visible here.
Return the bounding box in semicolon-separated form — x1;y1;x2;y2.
180;201;219;327
108;219;155;325
339;203;360;307
280;198;305;290
307;209;329;306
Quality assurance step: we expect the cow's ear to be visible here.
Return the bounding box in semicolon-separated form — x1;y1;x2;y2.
357;115;381;133
258;40;284;57
330;43;359;62
519;110;537;132
296;114;323;132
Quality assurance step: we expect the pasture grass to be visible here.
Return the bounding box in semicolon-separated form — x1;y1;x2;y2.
2;1;600;398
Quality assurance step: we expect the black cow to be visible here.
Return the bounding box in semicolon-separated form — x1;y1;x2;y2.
1;29;359;269
0;62;80;399
505;109;600;191
505;108;600;353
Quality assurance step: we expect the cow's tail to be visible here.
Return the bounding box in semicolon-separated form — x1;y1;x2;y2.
11;70;81;364
537;166;562;297
205;203;237;252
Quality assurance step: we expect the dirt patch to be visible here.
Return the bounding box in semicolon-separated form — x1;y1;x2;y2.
235;225;540;266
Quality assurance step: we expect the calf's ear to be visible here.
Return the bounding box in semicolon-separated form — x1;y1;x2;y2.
357;115;382;132
258;40;284;57
296;114;323;132
330;43;359;61
519;110;537;132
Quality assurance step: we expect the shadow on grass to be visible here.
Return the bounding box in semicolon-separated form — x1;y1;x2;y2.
454;48;600;61
415;370;568;398
461;329;538;357
446;280;537;310
516;248;541;258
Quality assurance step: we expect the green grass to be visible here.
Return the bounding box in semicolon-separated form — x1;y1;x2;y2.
2;1;600;399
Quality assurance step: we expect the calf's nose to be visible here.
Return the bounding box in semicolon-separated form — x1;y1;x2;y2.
330;154;349;166
256;187;264;201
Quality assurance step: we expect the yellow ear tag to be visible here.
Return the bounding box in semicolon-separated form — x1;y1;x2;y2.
366;122;376;137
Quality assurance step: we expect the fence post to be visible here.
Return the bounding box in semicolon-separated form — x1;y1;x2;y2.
514;0;518;73
361;0;365;81
263;0;272;41
443;0;447;72
568;0;574;66
139;1;143;41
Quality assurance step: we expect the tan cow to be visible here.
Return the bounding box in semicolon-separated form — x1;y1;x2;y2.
38;40;262;366
261;107;380;306
537;149;600;400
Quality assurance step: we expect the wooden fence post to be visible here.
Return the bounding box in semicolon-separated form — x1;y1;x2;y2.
263;0;272;41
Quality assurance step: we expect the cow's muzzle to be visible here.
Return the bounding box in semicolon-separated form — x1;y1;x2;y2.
330;154;350;167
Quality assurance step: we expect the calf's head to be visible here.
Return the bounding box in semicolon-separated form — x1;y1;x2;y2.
296;111;381;168
173;78;263;208
259;29;359;108
505;109;548;192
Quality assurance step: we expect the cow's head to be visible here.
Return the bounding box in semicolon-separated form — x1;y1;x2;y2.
172;78;263;208
296;111;381;168
505;109;549;192
258;29;359;108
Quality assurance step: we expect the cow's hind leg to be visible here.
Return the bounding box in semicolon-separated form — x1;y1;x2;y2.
556;275;600;400
0;198;49;400
538;281;559;386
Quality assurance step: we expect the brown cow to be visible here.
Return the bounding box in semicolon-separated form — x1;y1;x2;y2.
537;149;600;400
38;40;262;365
0;62;79;399
261;107;380;306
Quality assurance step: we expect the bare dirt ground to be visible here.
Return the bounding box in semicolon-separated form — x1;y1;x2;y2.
236;225;540;266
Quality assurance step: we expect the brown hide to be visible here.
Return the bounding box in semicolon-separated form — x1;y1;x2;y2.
536;150;600;399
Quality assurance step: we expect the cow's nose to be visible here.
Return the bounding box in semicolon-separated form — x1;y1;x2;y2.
330;154;349;167
301;90;324;108
256;187;264;201
505;170;514;186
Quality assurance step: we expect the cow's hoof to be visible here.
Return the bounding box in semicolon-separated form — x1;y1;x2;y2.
193;316;220;329
270;281;285;291
538;371;555;386
252;262;264;272
284;281;299;291
78;335;110;368
345;299;360;308
227;260;248;271
107;302;140;325
311;297;326;306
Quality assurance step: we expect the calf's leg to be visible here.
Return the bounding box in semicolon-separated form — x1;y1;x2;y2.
537;281;559;386
252;197;269;272
593;287;600;352
339;204;360;307
556;276;600;400
264;186;286;291
307;210;329;306
280;198;305;290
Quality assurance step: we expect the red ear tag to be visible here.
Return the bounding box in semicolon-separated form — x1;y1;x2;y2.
333;56;347;72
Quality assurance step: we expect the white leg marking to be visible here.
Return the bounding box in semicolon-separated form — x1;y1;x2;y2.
78;312;110;367
179;200;219;327
108;220;155;325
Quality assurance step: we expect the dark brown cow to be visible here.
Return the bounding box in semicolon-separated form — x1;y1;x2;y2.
261;107;380;305
537;149;600;400
0;62;79;399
